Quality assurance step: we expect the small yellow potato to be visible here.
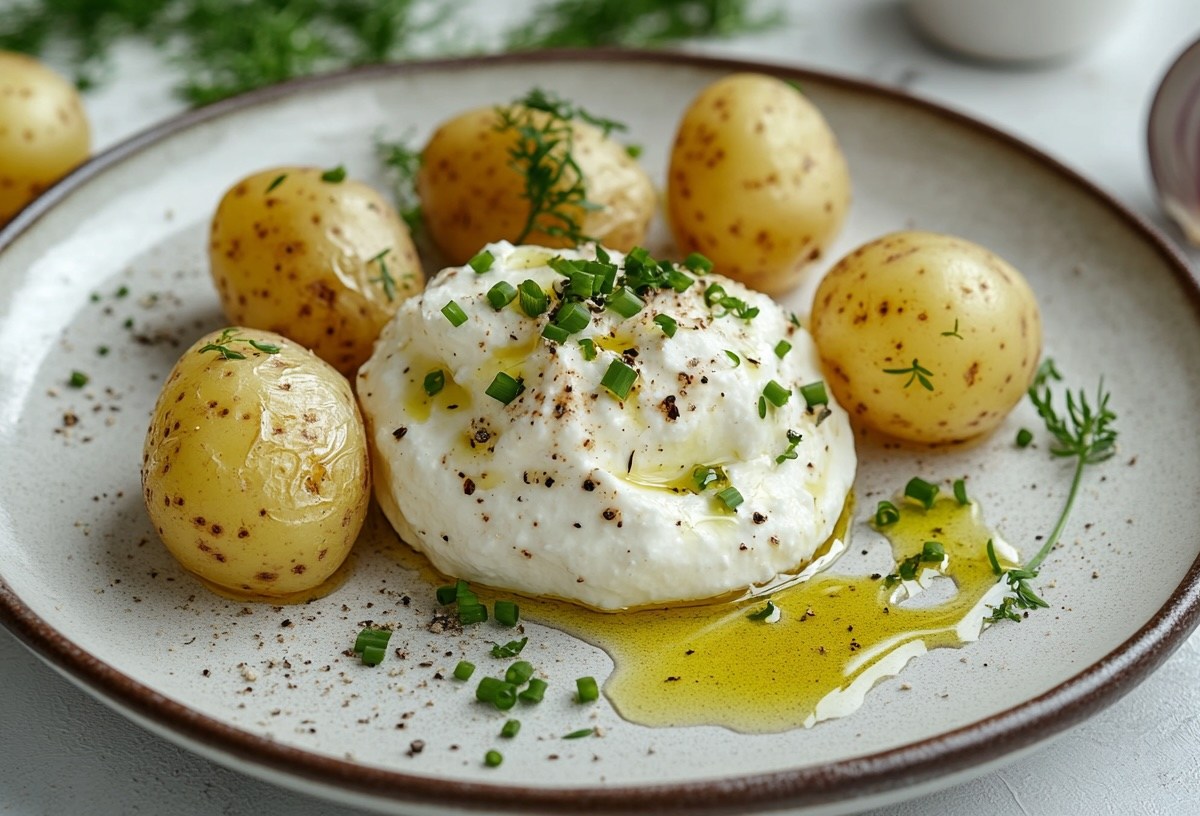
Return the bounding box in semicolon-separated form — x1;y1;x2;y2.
209;167;422;376
667;73;850;295
809;231;1042;444
141;328;370;599
417;103;655;264
0;52;90;224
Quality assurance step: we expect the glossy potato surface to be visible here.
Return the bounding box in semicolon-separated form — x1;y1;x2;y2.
0;52;90;224
810;231;1042;444
417;105;655;264
142;328;370;598
209;167;422;375
667;73;850;295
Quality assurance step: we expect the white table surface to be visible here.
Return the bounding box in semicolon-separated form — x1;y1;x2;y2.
4;1;1200;814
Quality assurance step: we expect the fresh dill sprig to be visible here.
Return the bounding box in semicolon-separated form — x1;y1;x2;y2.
882;358;934;391
505;0;775;50
197;327;281;360
367;248;397;301
986;359;1118;623
496;88;627;246
375;132;423;232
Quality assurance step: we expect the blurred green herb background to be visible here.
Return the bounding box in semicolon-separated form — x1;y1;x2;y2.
0;0;773;104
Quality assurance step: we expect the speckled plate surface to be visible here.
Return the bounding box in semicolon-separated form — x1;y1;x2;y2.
1;52;1198;816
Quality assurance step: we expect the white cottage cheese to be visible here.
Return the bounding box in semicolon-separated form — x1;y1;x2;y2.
357;242;855;609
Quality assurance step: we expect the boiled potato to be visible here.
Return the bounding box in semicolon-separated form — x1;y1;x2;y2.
209;167;422;376
667;73;850;295
417;102;654;264
141;328;370;599
0;52;90;225
809;231;1042;444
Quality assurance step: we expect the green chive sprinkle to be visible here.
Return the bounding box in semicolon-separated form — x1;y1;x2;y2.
774;340;792;358
563;728;594;739
724;350;741;367
578;338;597;361
265;174;286;193
542;323;570;343
904;477;939;509
874;501;900;527
494;600;519;627
505;660;534;686
799;381;828;408
704;283;726;307
653;314;678;337
423;369;445;397
361;644;387;666
436;584;457;605
320;164;346;183
68;370;89;388
491;637;528;658
485;749;503;767
458;603;488;625
986;539;1002;576
519;678;548;703
441;300;468;327
1016;428;1034;447
486;281;517;310
607;286;644;319
469;249;495;274
518;279;548;317
453;661;476;681
684;252;713;274
500;719;521;739
486;372;525;405
716;486;744;511
576;676;599;703
600;359;638;400
953;478;970;505
762;380;791;408
922;541;946;562
554;301;591;334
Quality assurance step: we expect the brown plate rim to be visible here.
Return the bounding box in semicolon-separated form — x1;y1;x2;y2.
1;48;1198;814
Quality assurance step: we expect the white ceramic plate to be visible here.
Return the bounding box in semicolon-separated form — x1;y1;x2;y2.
2;52;1198;815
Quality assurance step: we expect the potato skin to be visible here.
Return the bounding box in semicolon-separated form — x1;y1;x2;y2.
809;231;1042;444
667;73;850;295
209;167;422;376
0;52;90;225
141;328;370;598
417;105;655;264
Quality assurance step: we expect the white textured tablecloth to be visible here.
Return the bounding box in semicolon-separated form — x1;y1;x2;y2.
3;1;1199;813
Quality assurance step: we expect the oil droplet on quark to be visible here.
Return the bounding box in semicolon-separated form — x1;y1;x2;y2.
515;495;1015;733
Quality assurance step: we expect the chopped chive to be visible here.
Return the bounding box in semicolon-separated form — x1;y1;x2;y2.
607;286;644;319
762;380;791;408
68;370;89;388
97;345;109;356
494;600;520;627
486;372;525;405
1016;428;1034;447
518;279;548;317
799;381;828;408
519;677;548;703
453;661;476;681
578;338;597;360
898;554;921;581
874;501;900;527
505;660;534;686
567;270;595;299
469;249;495;274
500;719;521;738
747;600;775;621
953;478;970;505
441;300;468;327
436;584;457;605
554;301;591;334
692;465;724;491
563;728;594;739
774;339;792;359
985;539;1002;576
758;395;767;419
423;369;445;397
600;359;638;400
904;477;939;509
653;314;678;337
265;174;286;192
486;281;517;310
575;676;599;703
716;486;744;511
458;603;488;625
684;252;713;274
115;285;129;298
476;676;512;704
922;541;946;562
665;268;694;292
542;323;570;343
703;283;726;307
775;429;803;464
493;684;518;710
353;627;392;654
491;637;528;658
625;144;643;159
320;164;347;183
484;749;503;767
724;350;740;367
